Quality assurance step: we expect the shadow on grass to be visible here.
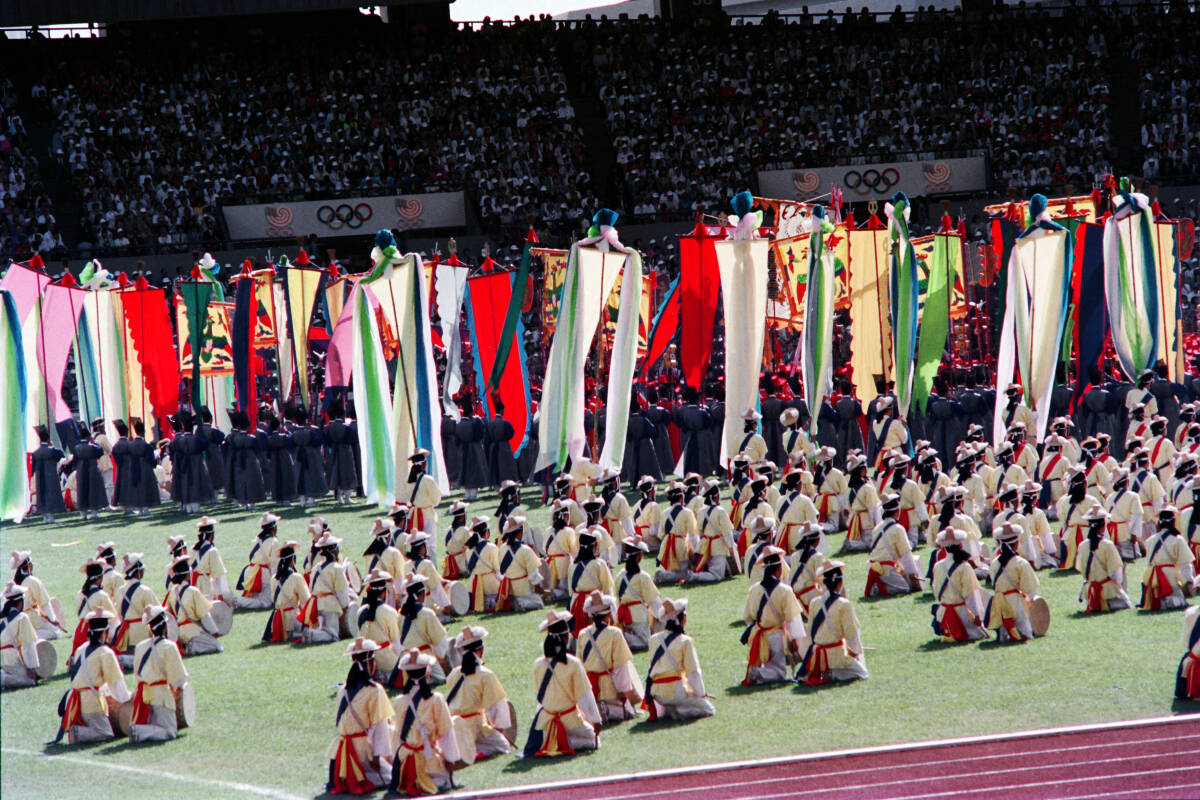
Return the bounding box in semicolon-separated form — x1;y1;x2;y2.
725;680;789;695
791;678;859;696
1171;698;1200;714
917;638;969;652
628;715;708;734
40;739;111;755
96;736;174;755
977;637;1025;650
502;748;600;774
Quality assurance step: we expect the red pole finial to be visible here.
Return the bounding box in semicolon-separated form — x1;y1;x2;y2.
28;254;44;270
240;259;254;277
294;249;310;266
116;272;129;288
134;275;150;290
526;227;539;244
190;265;203;279
57;272;77;287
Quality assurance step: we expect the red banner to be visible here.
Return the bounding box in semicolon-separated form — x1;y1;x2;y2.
679;221;723;391
121;282;181;423
466;267;530;456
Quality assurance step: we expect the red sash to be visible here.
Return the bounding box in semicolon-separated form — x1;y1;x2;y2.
331;731;374;795
939;603;970;641
534;708;576;757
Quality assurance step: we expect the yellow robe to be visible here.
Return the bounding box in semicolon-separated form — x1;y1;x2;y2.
130;636;188;711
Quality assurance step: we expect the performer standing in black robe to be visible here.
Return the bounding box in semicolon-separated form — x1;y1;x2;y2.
674;387;715;477
291;408;327;508
70;424;108;519
440;414;461;488
622;402;661;484
456;396;488;501
197;407;227;498
266;417;298;504
128;419;160;514
170;411;213;513
760;380;786;467
644;387;676;478
30;426;65;522
323;403;358;503
485;398;519;488
229;410;267;509
110;419;133;513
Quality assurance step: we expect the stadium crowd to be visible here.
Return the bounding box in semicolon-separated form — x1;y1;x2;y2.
2;4;1200;260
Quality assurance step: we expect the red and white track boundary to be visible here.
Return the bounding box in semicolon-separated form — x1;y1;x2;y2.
450;713;1200;799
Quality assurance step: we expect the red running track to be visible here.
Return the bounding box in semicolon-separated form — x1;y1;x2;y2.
454;714;1200;800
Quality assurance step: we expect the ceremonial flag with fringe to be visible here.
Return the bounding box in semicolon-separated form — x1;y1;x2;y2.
1152;218;1183;381
350;282;393;503
679;222;722;392
802;207;835;436
1070;222;1109;409
120;279;181;425
176;281;214;410
886;195;920;418
0;260;50;449
280;256;326;409
641;275;680;376
37;283;87;423
0;289;29;522
846;218;893;408
1103;189;1160;381
434;258;468;419
913;233;958;414
466;263;533;457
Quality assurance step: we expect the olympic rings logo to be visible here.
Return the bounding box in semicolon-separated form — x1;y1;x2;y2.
843;167;900;195
316;202;373;230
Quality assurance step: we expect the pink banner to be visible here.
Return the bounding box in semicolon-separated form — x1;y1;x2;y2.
37;284;87;422
0;262;51;323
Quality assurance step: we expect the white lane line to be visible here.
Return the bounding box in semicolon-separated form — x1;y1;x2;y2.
873;765;1200;800
449;713;1200;799
579;737;1200;800
1068;781;1200;800
2;747;306;800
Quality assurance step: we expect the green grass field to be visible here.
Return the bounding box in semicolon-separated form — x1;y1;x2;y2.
2;486;1197;800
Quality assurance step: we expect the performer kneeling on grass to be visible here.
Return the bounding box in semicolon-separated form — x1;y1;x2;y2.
364;518;408;606
357;570;402;682
166;557;223;655
113;553;159;670
692;478;737;583
263;542;310;643
300;533;352;644
567;528;615;637
643;598;714;721
864;493;922;596
495;516;544;612
1077;507;1132;614
985;524;1043;643
445;625;513;760
523;610;602;758
1177;604;1200;700
615;537;660;652
741;546;806;686
129;604;189;742
396;575;448;688
234;513;280;610
54;609;131;744
10;550;65;640
930;529;989;642
654;482;695;585
327;638;396;795
462;515;501;613
1;582;43;690
390;649;459;796
789;524;827;615
578;592;642;723
1140;507;1196;611
797;560;869;685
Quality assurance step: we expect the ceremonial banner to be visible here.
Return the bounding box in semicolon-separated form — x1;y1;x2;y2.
1152;219;1183;381
37;283;87;423
0;260;50;449
536;245;632;471
175;296;234;378
350;283;393;504
1070;222;1109;408
803;209;835;436
0;289;28;522
362;234;448;497
325;279;358;388
232;274;257;416
325;276;350;334
251;271;277;346
488;241;534;395
887;195;920;418
79;276;128;440
177;281;214;410
466;268;532;456
716;237;770;462
434;260;468;418
995;199;1073;445
280;257;325;408
537;248;569;336
846;219;893;407
120;279;181;425
642;275;680;376
913;234;958;414
679;222;722;392
1103;191;1160;381
274;282;293;411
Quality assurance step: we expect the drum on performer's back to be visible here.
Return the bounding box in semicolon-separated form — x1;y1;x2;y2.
34;640;57;679
449;582;470;617
1029;596;1051;637
166;614;179;642
500;700;518;746
342;601;360;638
209;601;234;637
109;698;135;737
345;562;363;596
176;682;196;729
